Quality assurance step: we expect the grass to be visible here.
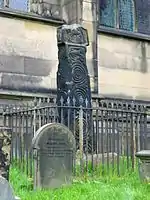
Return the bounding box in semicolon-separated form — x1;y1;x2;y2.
10;166;150;200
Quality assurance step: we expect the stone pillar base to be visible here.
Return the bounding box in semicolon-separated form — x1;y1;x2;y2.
136;150;150;183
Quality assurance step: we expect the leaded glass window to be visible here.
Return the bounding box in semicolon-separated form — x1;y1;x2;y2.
99;0;150;36
100;0;116;28
118;0;134;31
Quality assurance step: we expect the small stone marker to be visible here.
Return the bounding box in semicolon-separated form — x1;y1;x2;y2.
0;175;20;200
32;123;76;189
136;150;150;183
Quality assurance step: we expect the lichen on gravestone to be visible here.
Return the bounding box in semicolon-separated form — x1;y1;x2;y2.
32;123;76;189
0;127;12;181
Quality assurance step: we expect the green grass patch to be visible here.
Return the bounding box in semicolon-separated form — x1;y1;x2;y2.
10;166;150;200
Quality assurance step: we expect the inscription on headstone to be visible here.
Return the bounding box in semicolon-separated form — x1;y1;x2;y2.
32;123;76;189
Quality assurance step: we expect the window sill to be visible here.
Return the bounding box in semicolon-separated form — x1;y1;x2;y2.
98;26;150;42
0;8;65;25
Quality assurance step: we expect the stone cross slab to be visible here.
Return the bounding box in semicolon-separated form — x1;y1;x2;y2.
56;24;91;107
56;24;93;153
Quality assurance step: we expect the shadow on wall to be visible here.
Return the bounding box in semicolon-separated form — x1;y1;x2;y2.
140;42;147;73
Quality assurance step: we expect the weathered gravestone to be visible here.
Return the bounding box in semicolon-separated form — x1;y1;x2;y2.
32;123;76;189
0;128;20;199
0;175;20;200
0;127;12;181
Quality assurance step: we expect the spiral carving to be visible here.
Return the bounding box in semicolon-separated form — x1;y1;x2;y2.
57;25;89;46
73;66;87;84
56;25;93;153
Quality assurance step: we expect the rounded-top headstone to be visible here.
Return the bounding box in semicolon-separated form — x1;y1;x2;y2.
32;123;76;189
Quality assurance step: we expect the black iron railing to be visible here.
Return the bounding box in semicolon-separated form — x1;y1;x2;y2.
1;97;149;178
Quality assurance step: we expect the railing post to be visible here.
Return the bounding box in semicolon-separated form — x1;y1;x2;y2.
79;105;84;173
137;115;140;152
3;107;6;127
33;99;37;137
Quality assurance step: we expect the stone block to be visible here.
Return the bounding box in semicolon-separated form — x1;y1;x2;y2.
136;150;150;183
98;49;142;71
82;1;95;22
0;55;24;74
30;0;61;18
24;57;52;76
0;18;58;60
0;72;54;92
62;0;78;24
98;34;143;58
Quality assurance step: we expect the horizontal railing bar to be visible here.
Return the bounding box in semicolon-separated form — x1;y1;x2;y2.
4;106;147;115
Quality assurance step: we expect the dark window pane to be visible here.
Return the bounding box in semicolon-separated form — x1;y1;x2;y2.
0;0;3;7
9;0;28;12
119;0;134;31
135;0;150;35
100;0;116;28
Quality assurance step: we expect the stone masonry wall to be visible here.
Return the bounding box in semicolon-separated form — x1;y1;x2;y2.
0;0;150;100
0;16;59;95
79;0;98;93
98;33;150;100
